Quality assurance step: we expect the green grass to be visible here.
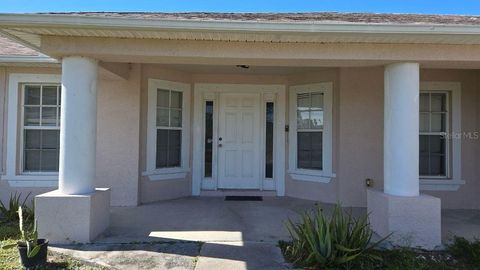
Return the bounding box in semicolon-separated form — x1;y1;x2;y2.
1;221;105;270
280;238;480;270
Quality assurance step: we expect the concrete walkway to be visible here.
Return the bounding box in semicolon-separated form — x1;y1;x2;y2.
49;197;480;270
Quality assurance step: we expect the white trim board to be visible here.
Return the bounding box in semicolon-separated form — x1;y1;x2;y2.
3;73;61;187
192;83;286;196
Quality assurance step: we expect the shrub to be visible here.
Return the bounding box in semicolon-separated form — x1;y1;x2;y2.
283;204;387;270
0;192;32;223
448;236;480;268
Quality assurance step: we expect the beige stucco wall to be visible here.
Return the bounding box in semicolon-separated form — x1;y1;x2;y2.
420;69;480;209
336;67;384;207
0;67;6;175
139;65;192;203
285;69;340;203
0;67;61;206
96;63;141;206
0;64;141;207
0;63;479;210
334;67;480;209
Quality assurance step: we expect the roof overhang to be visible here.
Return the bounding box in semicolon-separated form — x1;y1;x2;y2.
2;13;480;52
0;55;58;63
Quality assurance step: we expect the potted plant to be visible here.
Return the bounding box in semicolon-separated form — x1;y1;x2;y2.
2;206;48;268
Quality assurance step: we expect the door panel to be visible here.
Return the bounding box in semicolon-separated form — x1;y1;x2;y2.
218;93;261;189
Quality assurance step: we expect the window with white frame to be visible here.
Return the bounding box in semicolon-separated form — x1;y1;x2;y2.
156;89;182;168
289;83;333;182
3;74;60;187
419;91;448;177
296;92;324;170
145;79;190;180
22;84;61;172
419;82;464;191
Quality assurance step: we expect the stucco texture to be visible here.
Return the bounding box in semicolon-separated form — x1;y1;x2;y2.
96;63;141;206
0;63;479;210
420;69;480;209
0;64;141;207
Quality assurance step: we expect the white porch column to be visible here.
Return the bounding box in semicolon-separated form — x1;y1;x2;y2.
36;56;110;244
384;63;420;196
59;56;98;195
367;62;441;249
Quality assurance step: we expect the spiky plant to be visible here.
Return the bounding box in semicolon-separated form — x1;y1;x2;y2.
284;204;389;270
0;192;31;222
1;206;41;258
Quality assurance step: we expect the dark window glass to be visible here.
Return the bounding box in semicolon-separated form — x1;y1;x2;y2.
419;135;446;176
156;89;183;128
24;130;60;172
265;102;274;178
297;92;323;171
24;85;41;105
23;84;61;172
419;92;448;177
156;129;181;168
204;101;214;177
297;132;323;170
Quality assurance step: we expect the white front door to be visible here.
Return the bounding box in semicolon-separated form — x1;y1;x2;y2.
217;93;261;189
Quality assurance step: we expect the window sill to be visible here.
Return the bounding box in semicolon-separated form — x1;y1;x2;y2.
1;174;58;188
142;168;189;181
420;179;465;191
288;170;336;183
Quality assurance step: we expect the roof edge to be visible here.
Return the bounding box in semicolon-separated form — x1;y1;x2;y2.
0;55;58;63
1;13;480;35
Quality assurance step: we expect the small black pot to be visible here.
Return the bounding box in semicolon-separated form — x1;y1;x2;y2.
17;239;49;268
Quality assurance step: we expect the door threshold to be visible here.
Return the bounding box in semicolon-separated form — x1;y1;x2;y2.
200;190;277;197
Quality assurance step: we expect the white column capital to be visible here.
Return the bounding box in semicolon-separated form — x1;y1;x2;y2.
62;55;98;63
384;62;420;197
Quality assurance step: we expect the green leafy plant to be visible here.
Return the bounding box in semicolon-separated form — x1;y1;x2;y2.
448;236;480;268
1;206;41;258
0;192;31;222
284;204;389;270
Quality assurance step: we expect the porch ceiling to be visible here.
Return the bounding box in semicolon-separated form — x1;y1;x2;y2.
158;64;331;75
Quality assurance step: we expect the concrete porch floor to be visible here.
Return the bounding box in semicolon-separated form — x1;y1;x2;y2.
101;196;480;244
51;197;480;270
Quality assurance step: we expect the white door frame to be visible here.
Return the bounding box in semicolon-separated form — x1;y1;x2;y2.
192;83;286;196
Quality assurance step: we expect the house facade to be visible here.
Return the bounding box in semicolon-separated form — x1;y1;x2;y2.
0;12;479;248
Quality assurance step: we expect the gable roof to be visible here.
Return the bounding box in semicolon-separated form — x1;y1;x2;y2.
0;35;40;56
0;35;57;64
35;12;480;25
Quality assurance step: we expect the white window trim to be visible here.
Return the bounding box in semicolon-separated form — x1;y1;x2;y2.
20;84;61;174
288;82;334;183
419;81;464;191
143;79;191;181
1;73;61;188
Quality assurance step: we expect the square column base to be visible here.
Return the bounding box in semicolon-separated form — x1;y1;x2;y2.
35;188;110;244
367;189;441;249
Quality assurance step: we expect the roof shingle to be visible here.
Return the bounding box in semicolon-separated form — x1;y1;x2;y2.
37;12;480;25
0;35;41;56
